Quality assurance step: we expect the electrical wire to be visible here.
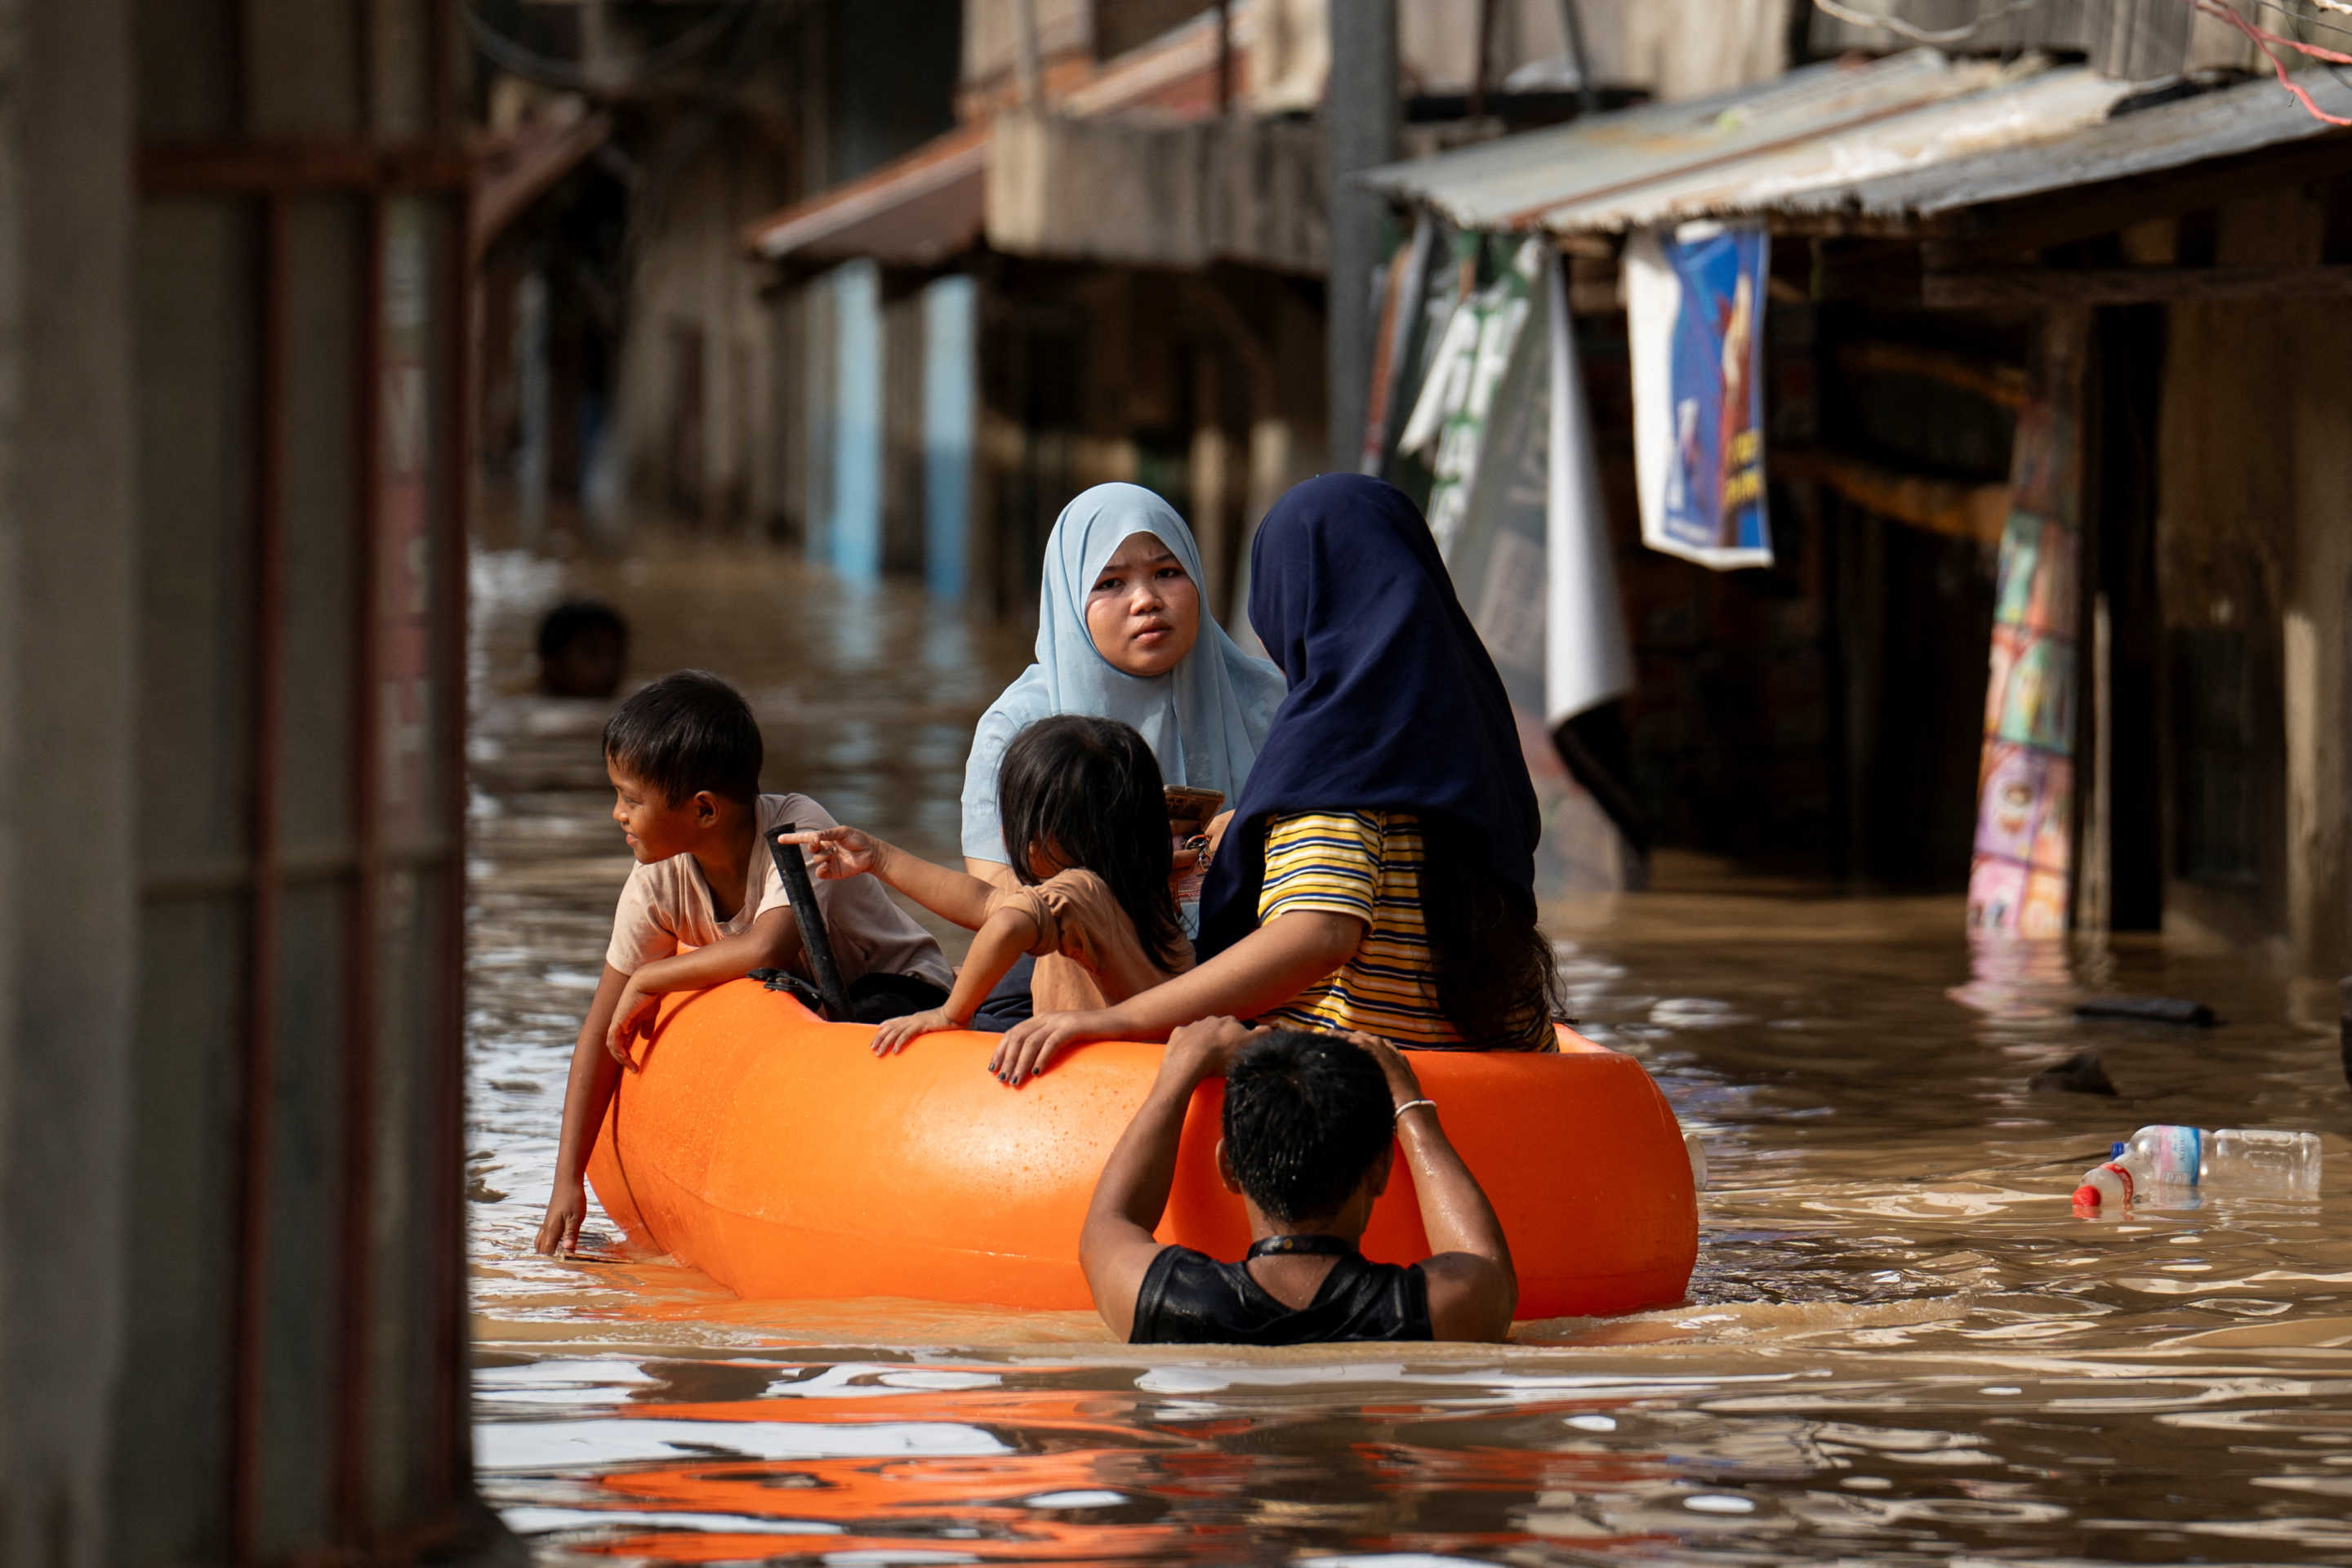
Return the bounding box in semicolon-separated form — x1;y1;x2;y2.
2230;0;2352;47
1809;0;2053;46
465;0;768;92
2185;0;2352;124
2189;5;2352;65
2202;0;2352;59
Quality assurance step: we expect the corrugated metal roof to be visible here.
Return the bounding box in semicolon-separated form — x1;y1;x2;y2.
1534;65;2129;233
1361;47;2352;237
1356;48;2046;231
1817;68;2352;221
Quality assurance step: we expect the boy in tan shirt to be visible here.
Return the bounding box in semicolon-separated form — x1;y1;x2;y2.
535;670;949;1256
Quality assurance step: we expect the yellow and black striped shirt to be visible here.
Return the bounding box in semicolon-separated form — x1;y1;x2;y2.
1254;809;1548;1050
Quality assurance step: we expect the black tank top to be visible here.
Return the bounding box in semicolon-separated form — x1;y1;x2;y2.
1129;1236;1433;1345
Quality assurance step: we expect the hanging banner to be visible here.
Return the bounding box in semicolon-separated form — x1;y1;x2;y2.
1624;221;1772;570
1396;237;1539;558
1966;310;2087;937
1441;244;1635;894
1544;249;1633;727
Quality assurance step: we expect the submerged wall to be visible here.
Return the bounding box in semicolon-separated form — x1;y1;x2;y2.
2155;192;2352;974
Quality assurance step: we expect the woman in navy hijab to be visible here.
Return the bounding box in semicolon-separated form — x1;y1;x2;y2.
988;474;1561;1085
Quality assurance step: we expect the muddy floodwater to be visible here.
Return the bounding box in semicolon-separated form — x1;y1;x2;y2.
467;544;2352;1566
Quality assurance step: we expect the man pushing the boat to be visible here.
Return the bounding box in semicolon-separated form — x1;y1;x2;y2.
1080;1017;1518;1343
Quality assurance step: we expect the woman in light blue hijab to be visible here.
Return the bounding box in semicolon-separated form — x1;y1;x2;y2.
961;483;1285;884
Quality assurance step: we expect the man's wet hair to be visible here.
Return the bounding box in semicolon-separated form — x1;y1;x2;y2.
601;670;762;806
1220;1031;1395;1224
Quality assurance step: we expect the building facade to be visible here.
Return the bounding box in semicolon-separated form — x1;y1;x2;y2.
1370;32;2352;972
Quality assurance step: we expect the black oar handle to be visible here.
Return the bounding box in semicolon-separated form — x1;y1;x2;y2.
767;822;850;1020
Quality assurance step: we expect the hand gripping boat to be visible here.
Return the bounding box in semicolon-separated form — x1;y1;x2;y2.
586;980;1699;1320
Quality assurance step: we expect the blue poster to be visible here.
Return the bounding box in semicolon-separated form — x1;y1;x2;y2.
1624;222;1772;569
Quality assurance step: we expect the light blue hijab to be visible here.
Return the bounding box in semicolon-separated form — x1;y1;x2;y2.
960;483;1285;865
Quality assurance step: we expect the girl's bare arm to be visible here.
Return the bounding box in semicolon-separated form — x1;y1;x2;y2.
940;904;1042;1025
986;911;1365;1085
867;840;1000;929
780;826;998;930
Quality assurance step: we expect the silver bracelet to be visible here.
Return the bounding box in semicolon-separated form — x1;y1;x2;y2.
1393;1098;1437;1124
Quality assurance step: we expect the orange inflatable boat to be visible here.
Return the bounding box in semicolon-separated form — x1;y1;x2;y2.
587;979;1698;1320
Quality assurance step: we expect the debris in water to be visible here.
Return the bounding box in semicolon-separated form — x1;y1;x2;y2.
2029;1050;2117;1096
2074;996;2217;1027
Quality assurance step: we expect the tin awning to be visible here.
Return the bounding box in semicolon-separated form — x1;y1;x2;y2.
744;126;988;267
745;2;1245;266
1359;47;2352;238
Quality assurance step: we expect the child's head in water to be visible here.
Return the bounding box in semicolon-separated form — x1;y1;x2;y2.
1219;1031;1396;1229
601;670;762;865
538;599;629;698
996;715;1187;969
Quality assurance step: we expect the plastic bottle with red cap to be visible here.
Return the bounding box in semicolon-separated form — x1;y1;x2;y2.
2073;1125;2322;1209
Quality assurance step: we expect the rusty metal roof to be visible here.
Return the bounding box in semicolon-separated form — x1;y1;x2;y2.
1354;49;2050;231
746;1;1240;263
1357;47;2352;236
1815;68;2352;223
745;126;987;265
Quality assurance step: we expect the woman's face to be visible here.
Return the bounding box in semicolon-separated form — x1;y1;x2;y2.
1085;531;1200;678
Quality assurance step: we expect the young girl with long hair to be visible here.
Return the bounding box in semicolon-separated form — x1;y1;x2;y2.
782;714;1192;1066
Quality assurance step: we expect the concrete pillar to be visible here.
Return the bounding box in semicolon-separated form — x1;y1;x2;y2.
0;1;137;1562
2;0;519;1561
1325;0;1397;470
921;275;977;599
831;261;884;581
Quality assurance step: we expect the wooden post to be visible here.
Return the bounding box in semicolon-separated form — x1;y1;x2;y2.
1013;0;1043;112
1325;0;1398;470
1189;347;1232;611
1215;0;1232;114
1472;0;1497;119
1557;0;1597;114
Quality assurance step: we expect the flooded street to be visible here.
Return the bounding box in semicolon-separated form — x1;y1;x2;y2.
467;544;2352;1566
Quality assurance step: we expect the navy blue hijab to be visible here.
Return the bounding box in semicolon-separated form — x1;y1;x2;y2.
1196;474;1539;958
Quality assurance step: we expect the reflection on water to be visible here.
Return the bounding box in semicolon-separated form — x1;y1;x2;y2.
469;545;2352;1564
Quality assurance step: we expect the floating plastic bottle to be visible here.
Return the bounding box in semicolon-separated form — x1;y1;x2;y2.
2073;1125;2322;1209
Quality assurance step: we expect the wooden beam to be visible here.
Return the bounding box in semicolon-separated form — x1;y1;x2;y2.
1771;448;2008;546
1924;264;2352;308
139;140;470;194
1836;340;2027;410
